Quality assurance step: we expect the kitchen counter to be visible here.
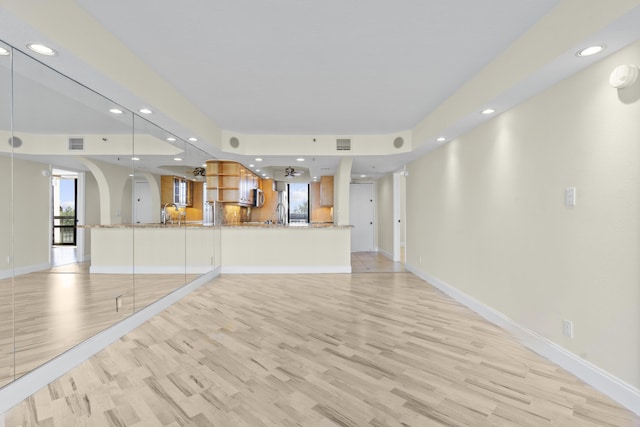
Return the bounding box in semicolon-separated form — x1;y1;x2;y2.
83;222;351;229
220;225;351;273
87;222;351;275
222;222;352;229
80;222;208;228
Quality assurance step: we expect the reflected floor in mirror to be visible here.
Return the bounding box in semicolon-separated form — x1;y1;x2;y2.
0;262;198;388
5;272;639;426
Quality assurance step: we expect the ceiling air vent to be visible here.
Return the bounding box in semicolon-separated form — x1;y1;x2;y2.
336;138;351;151
68;137;84;151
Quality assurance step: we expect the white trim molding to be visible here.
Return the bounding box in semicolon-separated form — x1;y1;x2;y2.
405;263;640;417
221;265;351;274
89;265;218;274
377;248;394;261
0;268;220;415
0;263;50;280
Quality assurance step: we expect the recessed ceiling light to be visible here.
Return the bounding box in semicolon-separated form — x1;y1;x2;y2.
109;108;123;114
27;43;56;56
265;176;270;179
576;45;604;57
188;137;198;142
262;173;266;177
174;157;182;161
256;169;261;172
131;157;140;161
255;158;263;162
360;175;366;178
249;164;255;167
166;137;176;142
481;108;495;115
296;158;304;162
436;137;446;142
0;47;10;56
139;108;153;115
313;177;317;180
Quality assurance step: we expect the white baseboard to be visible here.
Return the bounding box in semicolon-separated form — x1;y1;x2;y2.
0;267;220;415
221;265;351;274
378;248;393;260
405;263;640;416
89;265;217;274
0;263;50;280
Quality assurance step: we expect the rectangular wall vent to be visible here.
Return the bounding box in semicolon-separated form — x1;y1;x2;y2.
68;137;84;151
336;138;351;151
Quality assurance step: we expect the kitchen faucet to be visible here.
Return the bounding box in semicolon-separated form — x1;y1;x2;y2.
162;202;180;226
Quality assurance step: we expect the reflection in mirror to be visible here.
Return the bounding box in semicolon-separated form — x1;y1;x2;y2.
0;39;220;391
0;41;13;388
184;143;220;286
7;47;136;384
132;116;191;310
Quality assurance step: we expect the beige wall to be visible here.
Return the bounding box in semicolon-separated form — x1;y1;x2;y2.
83;172;101;261
406;40;640;388
334;158;352;225
376;174;394;255
0;156;50;277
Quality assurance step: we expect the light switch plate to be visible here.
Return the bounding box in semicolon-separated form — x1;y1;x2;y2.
565;187;576;207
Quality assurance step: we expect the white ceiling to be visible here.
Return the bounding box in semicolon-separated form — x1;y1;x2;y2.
2;1;640;180
75;0;560;135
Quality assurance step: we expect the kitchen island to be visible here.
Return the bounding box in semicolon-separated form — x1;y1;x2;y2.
85;223;352;275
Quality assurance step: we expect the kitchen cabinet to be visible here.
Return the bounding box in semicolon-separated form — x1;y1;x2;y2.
320;175;334;206
206;160;261;206
161;176;193;207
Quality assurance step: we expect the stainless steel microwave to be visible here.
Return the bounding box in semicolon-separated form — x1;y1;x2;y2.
254;188;265;207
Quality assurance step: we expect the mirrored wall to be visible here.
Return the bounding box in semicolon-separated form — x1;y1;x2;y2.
0;41;220;388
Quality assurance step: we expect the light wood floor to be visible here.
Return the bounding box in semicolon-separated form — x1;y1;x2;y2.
0;262;198;388
5;258;639;426
351;252;406;273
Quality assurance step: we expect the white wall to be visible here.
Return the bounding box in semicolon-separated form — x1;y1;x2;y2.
406;40;640;390
220;131;412;156
376;174;394;256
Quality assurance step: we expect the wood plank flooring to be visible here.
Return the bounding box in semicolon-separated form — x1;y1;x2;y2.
5;262;639;426
351;252;405;273
0;262;198;388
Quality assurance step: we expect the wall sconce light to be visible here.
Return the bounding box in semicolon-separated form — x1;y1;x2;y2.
609;64;638;89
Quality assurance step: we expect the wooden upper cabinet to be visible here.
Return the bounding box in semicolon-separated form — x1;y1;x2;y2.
205;160;261;206
320;175;334;206
161;175;193;207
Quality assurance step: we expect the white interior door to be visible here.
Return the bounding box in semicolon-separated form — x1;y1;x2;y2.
350;183;375;252
134;181;153;224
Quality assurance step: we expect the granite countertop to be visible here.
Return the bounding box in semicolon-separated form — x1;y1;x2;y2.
81;222;351;229
222;222;352;229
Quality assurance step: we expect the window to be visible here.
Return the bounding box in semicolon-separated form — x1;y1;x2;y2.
288;183;309;224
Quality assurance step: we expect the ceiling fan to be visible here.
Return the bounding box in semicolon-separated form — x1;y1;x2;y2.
284;166;303;177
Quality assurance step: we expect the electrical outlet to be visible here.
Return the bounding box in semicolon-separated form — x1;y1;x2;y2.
115;295;123;312
562;319;574;338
